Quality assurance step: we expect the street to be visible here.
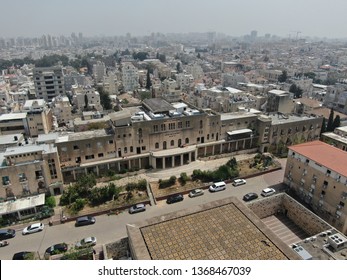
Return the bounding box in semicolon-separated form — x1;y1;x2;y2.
0;165;286;260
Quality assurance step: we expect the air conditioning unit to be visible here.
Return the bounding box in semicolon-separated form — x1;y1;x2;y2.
337;205;343;210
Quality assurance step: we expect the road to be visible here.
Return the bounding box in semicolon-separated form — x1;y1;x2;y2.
0;166;286;260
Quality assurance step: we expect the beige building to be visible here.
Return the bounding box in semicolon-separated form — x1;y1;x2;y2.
52;95;73;126
283;141;347;234
0;144;63;202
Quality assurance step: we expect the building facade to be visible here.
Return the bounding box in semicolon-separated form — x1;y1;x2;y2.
283;141;347;234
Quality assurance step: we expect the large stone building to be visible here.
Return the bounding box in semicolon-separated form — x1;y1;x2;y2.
283;141;347;234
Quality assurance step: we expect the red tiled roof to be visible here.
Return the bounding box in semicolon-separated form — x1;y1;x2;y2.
289;140;347;177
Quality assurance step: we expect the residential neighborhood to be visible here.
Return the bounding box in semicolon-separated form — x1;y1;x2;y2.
1;9;347;263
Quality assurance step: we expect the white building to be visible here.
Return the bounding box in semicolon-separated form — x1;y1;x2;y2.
73;88;103;113
121;63;139;92
92;61;106;83
51;95;73;126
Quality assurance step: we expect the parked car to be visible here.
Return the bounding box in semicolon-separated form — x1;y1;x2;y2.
45;243;68;257
261;188;276;197
129;203;146;214
232;179;247;186
12;251;35;260
209;181;226;192
188;189;204;198
243;192;258;202
22;223;44;235
75;237;97;249
166;194;184;204
75;216;96;227
0;228;16;240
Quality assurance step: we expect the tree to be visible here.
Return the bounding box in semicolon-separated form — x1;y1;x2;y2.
176;62;182;73
320;117;326;135
145;69;152;90
289;84;303;98
332;115;341;131
84;94;89;110
327;108;334;132
97;86;112;110
197;53;201;59
278;70;288;83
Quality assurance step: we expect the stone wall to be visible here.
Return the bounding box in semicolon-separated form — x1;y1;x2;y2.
248;193;332;236
104;237;130;260
247;194;283;218
282;195;331;236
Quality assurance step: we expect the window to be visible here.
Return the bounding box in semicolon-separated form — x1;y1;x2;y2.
178;122;182;129
199;120;203;129
169;123;176;130
98;153;104;158
186;121;190;128
73;145;79;150
109;140;114;145
161;124;166;131
155;142;159;149
170;140;174;146
141;146;146;151
86;143;91;148
124;147;127;153
85;155;94;160
138;128;142;137
185;138;189;144
130;146;133;153
153;125;158;132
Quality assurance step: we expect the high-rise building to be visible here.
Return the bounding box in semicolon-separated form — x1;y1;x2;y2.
33;66;65;102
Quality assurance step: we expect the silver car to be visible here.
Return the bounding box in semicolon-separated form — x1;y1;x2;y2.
22;223;44;235
129;203;146;214
188;189;204;198
75;237;97;249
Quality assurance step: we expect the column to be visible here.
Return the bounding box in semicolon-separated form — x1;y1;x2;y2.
138;158;142;169
72;170;77;181
180;154;184;166
128;160;131;170
162;157;166;169
96;165;100;176
212;145;215;155
171;156;174;167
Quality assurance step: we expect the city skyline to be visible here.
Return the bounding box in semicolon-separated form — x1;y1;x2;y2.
1;0;347;39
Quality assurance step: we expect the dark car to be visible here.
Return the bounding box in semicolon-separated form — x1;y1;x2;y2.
0;228;16;240
45;243;68;256
166;194;184;204
75;216;96;227
243;192;258;202
12;251;35;260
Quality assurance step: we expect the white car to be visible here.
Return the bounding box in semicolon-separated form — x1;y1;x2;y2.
261;188;276;197
75;237;97;249
22;223;44;235
209;181;226;192
232;179;247;186
188;189;204;198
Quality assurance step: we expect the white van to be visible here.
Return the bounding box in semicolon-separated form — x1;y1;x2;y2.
209;181;226;192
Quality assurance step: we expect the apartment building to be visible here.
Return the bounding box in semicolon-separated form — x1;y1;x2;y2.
92;61;106;83
121;63;139;92
33;66;65;102
51;95;73;126
266;89;293;114
283;141;347;234
73;87;102;113
0;143;63;202
22;99;53;137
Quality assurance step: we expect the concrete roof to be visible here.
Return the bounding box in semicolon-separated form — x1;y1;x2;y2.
0;194;45;215
0;113;27;121
142;98;175;113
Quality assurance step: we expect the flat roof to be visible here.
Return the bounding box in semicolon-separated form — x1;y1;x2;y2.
0;113;27;121
322;132;347;145
142;98;175;113
268;89;288;96
227;129;252;135
289;140;347;177
56;129;111;143
127;197;298;260
0;194;45;215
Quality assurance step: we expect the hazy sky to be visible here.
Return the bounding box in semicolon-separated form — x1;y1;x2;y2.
1;0;347;38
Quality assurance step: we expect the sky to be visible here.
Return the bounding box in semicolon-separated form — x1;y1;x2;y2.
1;0;347;39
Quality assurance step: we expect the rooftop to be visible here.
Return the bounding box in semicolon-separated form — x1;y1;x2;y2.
127;197;298;260
142;98;175;114
289;140;347;177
